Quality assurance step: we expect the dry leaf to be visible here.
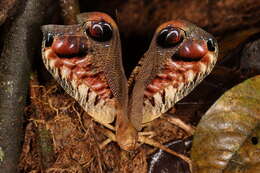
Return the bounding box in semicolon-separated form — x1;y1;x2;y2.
191;75;260;173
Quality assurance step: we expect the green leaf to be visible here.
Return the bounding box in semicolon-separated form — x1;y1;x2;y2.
191;75;260;173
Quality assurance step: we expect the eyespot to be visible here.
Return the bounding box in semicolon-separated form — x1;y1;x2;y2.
45;33;54;47
157;27;184;48
86;21;113;42
251;136;258;145
207;38;216;52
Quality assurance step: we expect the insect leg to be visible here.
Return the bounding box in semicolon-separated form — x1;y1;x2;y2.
163;113;195;135
138;135;192;172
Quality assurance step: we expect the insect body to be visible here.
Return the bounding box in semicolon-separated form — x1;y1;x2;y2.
41;12;218;167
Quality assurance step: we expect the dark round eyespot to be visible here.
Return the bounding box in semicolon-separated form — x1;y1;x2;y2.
251;136;258;145
86;21;113;42
157;27;183;48
207;38;216;51
45;33;54;47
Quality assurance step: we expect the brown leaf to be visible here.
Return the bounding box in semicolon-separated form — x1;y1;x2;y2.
191;75;260;173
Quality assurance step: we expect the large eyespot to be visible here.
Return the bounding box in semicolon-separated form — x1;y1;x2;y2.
86;21;113;42
157;27;184;48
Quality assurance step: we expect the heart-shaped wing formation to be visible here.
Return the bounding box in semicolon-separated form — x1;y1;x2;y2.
42;12;218;135
129;20;218;129
41;12;128;124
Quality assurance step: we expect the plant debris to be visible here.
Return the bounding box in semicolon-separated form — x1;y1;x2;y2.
19;77;190;173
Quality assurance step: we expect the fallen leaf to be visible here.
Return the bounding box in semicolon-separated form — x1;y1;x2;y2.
191;75;260;173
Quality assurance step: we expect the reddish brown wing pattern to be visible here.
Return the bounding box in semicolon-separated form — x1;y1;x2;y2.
41;12;128;124
129;20;218;127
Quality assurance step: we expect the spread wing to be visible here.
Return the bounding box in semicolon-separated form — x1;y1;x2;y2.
41;12;128;124
129;20;219;129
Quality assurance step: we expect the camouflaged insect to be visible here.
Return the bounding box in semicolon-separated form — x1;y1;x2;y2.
41;12;218;165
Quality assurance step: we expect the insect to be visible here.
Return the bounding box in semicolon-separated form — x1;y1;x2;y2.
41;12;218;168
